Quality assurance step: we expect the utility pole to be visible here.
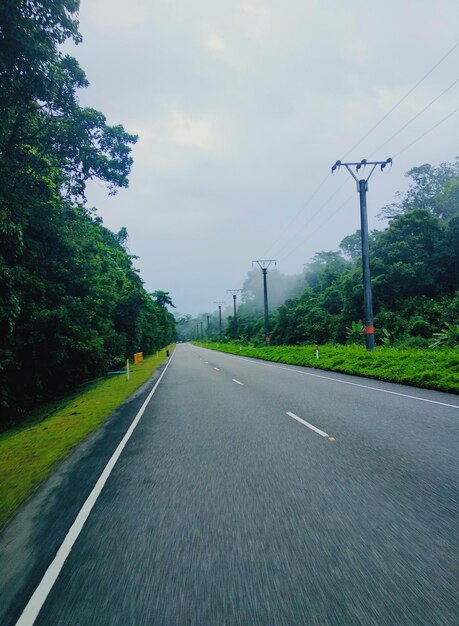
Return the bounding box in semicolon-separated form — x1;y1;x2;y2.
214;302;225;340
206;315;210;338
200;319;203;340
226;289;243;339
332;158;392;350
252;260;277;344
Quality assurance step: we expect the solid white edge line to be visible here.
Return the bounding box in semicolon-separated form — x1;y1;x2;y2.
194;347;458;410
286;411;329;437
232;379;244;385
15;351;175;626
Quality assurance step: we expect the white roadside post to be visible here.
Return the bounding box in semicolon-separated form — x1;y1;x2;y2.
126;359;130;381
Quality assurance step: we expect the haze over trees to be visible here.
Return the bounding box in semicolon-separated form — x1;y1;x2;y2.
1;2;457;425
0;1;175;426
179;159;459;347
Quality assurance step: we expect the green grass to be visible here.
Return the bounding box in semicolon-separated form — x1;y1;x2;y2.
194;342;459;394
0;347;173;530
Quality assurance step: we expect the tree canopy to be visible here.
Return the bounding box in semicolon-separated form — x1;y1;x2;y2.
0;2;175;426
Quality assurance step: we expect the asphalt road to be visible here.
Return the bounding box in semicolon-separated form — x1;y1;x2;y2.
1;343;458;625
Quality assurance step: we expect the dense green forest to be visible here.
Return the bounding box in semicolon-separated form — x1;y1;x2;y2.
179;159;459;348
0;1;175;426
1;2;457;427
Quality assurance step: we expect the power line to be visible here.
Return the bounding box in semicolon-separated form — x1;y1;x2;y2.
342;38;459;158
263;173;330;256
266;41;459;262
280;192;355;263
274;179;349;258
394;105;459;157
262;42;459;278
370;78;459;156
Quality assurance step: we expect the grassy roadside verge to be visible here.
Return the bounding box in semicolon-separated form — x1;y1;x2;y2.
193;342;458;394
0;347;173;530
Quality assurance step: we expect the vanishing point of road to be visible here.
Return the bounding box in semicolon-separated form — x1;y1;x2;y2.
1;343;458;625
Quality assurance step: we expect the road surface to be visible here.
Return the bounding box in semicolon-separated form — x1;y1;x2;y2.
1;343;458;625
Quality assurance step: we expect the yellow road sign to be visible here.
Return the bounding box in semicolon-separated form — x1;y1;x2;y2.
134;352;143;364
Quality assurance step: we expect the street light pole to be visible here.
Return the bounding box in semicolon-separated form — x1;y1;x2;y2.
226;289;242;339
332;158;392;350
252;260;277;344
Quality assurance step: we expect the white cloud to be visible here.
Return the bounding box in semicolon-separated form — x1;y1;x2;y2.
235;1;272;39
82;0;150;30
203;32;226;53
170;110;220;151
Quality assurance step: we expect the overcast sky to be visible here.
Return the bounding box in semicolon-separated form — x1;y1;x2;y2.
66;0;459;315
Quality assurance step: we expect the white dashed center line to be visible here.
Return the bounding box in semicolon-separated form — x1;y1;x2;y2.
214;367;220;371
286;411;330;438
201;348;459;410
232;379;244;385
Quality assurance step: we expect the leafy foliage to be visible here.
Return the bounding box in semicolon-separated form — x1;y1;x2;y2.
429;323;459;349
345;321;364;344
380;159;459;220
0;2;175;426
